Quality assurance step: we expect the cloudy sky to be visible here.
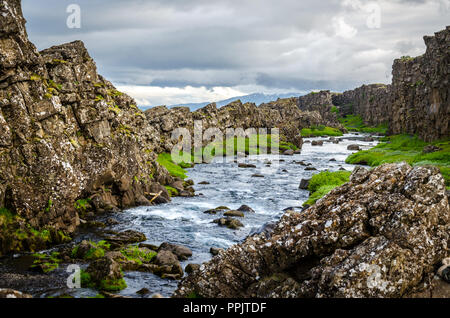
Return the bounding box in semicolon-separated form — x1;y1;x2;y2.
22;0;449;106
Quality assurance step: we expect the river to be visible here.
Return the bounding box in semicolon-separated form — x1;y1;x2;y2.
0;133;379;298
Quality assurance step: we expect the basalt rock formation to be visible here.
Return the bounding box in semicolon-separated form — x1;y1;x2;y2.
0;0;185;255
174;163;449;298
145;97;340;152
332;26;449;142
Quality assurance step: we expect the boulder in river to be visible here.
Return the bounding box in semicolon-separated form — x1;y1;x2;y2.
347;144;361;151
198;181;210;185
311;140;324;146
85;256;126;291
299;179;310;190
105;230;147;249
213;217;244;230
251;174;264;178
283;149;294;156
305;167;317;171
174;163;449;298
158;242;193;261
224;210;245;218
153;250;184;278
237;205;255;213
238;163;257;168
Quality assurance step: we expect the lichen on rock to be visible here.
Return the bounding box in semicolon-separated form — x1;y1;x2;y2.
174;163;449;298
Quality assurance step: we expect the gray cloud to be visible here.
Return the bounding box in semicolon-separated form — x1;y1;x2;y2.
22;0;449;105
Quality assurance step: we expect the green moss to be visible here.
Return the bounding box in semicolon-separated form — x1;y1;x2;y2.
30;74;41;81
44;199;53;213
165;186;179;197
187;291;203;299
99;278;127;292
120;245;157;265
338;115;388;134
304;171;351;206
346;134;450;188
72;240;110;260
80;269;126;292
52;59;68;64
331;106;339;114
74;198;92;214
301;126;343;137
157;153;188;179
30;251;61;273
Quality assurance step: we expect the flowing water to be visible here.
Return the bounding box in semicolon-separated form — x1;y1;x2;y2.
0;134;379;297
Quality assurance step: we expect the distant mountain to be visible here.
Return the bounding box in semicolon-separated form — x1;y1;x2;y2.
139;92;302;111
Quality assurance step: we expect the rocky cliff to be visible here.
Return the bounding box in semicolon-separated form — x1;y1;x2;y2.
332;27;449;142
0;0;186;255
175;163;449;298
145;96;339;151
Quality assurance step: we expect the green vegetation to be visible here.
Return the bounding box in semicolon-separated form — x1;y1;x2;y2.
331;106;339;114
301;126;343;137
74;198;92;213
157;153;188;179
0;207;15;225
71;240;111;260
304;171;352;206
30;251;62;273
99;277;127;292
165;186;179;197
120;245;157;265
201;134;298;159
158;134;298;179
346;134;450;189
79;268;127;291
338;115;388;134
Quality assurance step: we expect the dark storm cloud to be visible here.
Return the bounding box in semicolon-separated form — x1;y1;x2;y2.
21;0;449;105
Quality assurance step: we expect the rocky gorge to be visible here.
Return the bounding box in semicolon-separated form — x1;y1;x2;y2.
0;0;449;299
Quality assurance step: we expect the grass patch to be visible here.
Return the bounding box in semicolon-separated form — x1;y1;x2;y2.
338;115;388;134
301;126;343;137
200;134;297;159
157;153;188;179
304;171;351;206
346;134;450;188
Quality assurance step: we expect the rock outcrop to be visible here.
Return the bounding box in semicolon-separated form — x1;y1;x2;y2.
145;97;341;151
174;163;449;298
0;0;185;256
332;27;449;142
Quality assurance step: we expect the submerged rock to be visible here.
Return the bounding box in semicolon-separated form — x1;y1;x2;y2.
237;205;255;213
347;144;361;151
223;210;245;218
213;217;244;230
174;163;449;298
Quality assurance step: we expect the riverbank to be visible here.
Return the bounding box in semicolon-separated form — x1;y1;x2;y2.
0;133;377;298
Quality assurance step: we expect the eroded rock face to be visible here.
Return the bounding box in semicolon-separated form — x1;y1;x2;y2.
0;0;177;255
145;97;343;152
332;27;449;142
174;163;449;298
